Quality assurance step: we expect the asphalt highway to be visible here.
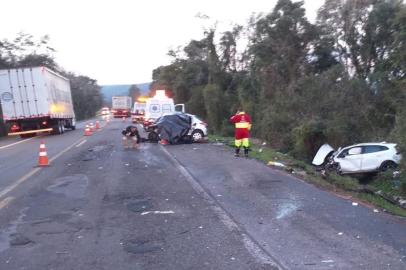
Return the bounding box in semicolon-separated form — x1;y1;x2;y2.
0;118;404;270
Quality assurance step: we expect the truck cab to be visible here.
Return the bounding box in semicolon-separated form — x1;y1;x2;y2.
131;102;146;123
111;96;132;118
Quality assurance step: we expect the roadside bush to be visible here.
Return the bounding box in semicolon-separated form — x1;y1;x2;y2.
203;84;225;133
291;120;326;161
220;119;234;137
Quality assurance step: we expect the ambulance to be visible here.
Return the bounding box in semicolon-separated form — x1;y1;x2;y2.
144;90;185;124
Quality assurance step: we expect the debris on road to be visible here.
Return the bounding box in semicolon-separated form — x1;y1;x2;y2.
267;161;286;168
140;210;175;216
352;202;358;206
321;260;334;263
338;232;343;236
374;209;379;213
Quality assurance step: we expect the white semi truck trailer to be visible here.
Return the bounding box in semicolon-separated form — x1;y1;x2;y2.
0;66;76;137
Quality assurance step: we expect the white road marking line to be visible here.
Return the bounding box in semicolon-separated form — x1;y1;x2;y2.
0;137;84;200
49;138;84;163
141;210;175;216
75;139;87;147
159;145;287;270
0;168;41;199
0;137;35;150
0;197;15;210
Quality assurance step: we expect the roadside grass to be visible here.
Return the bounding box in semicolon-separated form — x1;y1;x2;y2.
209;135;406;217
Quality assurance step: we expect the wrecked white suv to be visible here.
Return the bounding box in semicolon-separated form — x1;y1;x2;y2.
313;142;402;174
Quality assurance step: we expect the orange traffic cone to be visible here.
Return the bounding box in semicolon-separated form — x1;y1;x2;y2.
95;121;100;129
38;141;49;167
84;125;92;136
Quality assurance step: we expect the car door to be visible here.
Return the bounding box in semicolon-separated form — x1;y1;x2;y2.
336;147;363;173
361;145;388;171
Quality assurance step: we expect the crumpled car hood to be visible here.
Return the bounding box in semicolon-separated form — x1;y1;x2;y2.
312;144;335;166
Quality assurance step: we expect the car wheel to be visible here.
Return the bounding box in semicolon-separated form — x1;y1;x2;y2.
335;164;343;175
191;130;204;142
148;132;159;142
380;161;397;172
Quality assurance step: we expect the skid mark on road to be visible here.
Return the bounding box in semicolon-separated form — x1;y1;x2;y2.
160;145;287;270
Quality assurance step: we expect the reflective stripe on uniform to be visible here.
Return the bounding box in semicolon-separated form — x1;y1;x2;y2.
235;138;249;148
235;122;250;129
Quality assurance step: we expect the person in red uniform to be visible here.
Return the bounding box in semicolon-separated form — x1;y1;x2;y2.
230;109;252;157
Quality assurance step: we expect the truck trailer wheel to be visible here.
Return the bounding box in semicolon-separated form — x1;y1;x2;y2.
60;122;65;134
70;118;76;130
51;121;63;135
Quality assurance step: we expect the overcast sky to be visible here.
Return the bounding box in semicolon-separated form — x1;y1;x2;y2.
0;0;324;85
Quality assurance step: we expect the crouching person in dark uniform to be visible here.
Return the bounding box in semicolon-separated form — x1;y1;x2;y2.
122;125;141;149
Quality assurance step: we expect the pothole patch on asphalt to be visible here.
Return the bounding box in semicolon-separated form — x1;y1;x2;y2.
82;144;114;161
125;199;153;213
47;175;89;199
0;208;29;252
88;145;113;152
9;233;34;246
102;193;144;203
123;239;163;254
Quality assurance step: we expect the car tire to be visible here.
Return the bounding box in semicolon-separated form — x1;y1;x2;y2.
148;132;159;142
379;161;397;172
191;130;204;142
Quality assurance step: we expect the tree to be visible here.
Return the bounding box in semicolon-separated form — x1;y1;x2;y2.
66;73;103;120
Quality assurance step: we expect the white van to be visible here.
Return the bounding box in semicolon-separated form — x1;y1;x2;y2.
145;90;185;121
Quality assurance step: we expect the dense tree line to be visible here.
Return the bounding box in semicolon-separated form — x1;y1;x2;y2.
152;0;406;165
0;32;103;135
